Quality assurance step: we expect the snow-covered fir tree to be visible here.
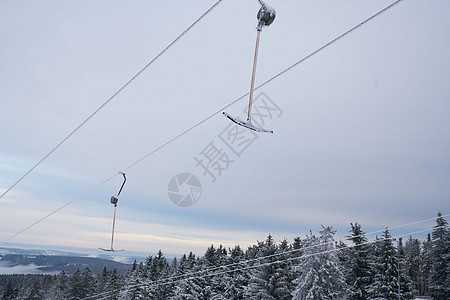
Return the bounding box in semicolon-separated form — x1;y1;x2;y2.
147;250;172;298
49;270;68;299
368;228;407;300
396;238;415;299
24;280;44;300
345;222;372;300
428;212;450;299
420;233;433;296
171;252;209;299
81;267;95;299
124;260;147;300
404;236;421;295
291;226;346;300
277;238;295;298
219;245;248;300
1;280;18;300
97;266;111;295
69;268;83;300
109;268;123;300
206;244;232;299
244;234;288;299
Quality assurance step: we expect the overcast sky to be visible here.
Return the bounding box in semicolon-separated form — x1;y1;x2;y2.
1;0;449;258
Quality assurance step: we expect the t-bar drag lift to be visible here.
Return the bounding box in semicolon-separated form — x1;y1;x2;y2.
223;0;276;133
99;172;126;252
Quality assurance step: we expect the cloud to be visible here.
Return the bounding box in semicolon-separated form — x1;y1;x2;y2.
0;0;449;257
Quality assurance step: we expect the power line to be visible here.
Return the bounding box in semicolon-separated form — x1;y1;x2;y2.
86;213;449;300
0;173;118;245
0;0;224;201
81;225;444;300
145;227;438;289
2;0;405;244
121;0;405;172
147;213;450;284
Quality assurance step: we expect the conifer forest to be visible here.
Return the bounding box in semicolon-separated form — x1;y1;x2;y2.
1;213;448;300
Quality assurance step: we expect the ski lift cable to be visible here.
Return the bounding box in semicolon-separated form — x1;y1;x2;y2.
0;0;225;202
143;226;442;290
2;0;406;245
0;173;119;245
145;220;450;291
137;226;447;294
144;213;450;282
122;0;405;171
80;225;445;300
88;212;449;298
82;214;449;300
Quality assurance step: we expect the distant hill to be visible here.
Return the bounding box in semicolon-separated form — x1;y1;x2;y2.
0;246;81;257
0;254;131;275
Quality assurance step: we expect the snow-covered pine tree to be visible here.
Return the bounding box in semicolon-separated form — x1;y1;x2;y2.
41;275;55;297
136;261;145;279
24;280;44;300
170;254;192;300
404;236;421;295
225;245;248;300
290;236;303;294
368;228;401;300
2;280;18;300
292;237;303;253
109;268;122;300
207;244;230;299
244;234;284;299
125;278;149;300
170;256;178;278
171;252;207;299
419;232;432;296
48;270;68;300
335;239;349;270
124;263;149;300
122;260;144;300
428;212;450;299
291;226;346;300
97;266;111;295
276;238;295;299
147;250;172;298
345;222;372;300
144;255;152;280
69;268;83;300
204;245;217;266
292;231;317;300
81;267;95;299
396;238;415;299
203;244;217;298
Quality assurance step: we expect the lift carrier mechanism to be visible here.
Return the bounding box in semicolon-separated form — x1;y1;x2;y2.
223;0;276;133
99;172;127;252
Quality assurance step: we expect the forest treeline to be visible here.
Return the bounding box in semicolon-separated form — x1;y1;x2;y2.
1;213;448;300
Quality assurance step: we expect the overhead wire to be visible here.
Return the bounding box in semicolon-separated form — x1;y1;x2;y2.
82;213;450;300
2;0;406;244
146;213;450;283
0;173;118;245
0;0;225;201
121;0;405;171
80;224;446;300
144;227;442;290
90;219;447;299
